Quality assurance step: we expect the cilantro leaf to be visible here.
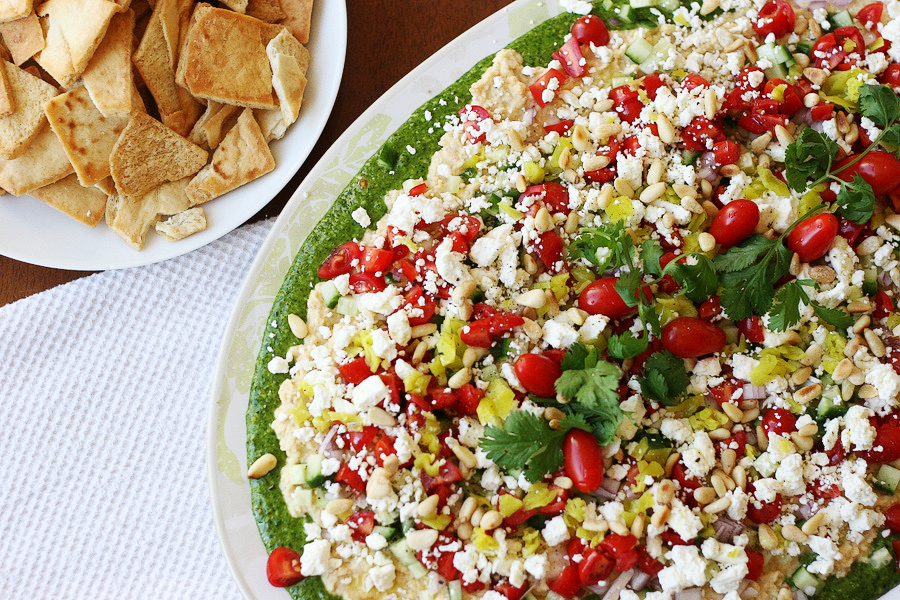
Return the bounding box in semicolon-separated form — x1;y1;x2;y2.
480;411;567;482
569;221;634;272
714;235;777;273
638;301;661;337
767;280;813;332
638;350;689;406
784;128;838;192
881;122;900;152
641;239;666;277
560;342;597;371
614;268;643;308
835;174;876;225
716;235;792;320
607;332;650;359
858;83;900;129
812;303;854;330
669;255;719;303
556;356;623;444
563;394;624;445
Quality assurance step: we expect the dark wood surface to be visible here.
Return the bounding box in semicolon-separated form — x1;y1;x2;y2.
0;0;515;308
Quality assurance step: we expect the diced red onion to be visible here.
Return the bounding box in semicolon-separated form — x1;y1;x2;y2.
698;151;718;182
321;425;343;459
796;502;817;521
705;394;720;409
674;588;702;600
712;515;745;542
630;570;652;591
594;477;622;500
793;590;809;600
602;569;635;600
744;427;758;447
523;108;536;126
879;270;893;287
742;383;767;400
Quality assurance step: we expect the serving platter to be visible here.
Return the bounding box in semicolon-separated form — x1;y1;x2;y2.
0;0;347;271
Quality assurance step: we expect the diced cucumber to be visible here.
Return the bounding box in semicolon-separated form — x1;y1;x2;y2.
610;75;633;88
871;546;893;570
617;4;634;22
293;488;315;509
448;580;463;600
601;0;615;9
374;525;397;541
829;10;854;28
305;454;326;488
757;43;795;66
320;280;341;309
625;38;655;64
816;392;847;420
639;39;675;74
408;563;428;579
629;0;657;8
790;566;824;594
875;464;900;493
390;539;419;566
335;296;358;316
796;41;813;55
657;0;679;12
286;463;308;486
764;62;789;80
864;268;879;296
377;144;399;170
682;150;702;165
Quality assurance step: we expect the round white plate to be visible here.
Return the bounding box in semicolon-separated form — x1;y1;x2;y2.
206;0;566;597
0;1;347;271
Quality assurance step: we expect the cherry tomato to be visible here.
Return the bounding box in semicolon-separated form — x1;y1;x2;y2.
456;384;484;416
723;67;765;112
880;63;900;88
349;272;386;293
571;14;610;46
266;546;305;587
317;241;360;279
764;79;803;116
699;295;723;320
708;199;760;248
856;2;884;28
838;218;867;246
552;36;586;78
530;68;568;107
441;214;482;242
642;73;666;100
543;119;574;135
563;429;605;493
681;117;725;151
515;353;562;398
346;510;376;542
578;277;637;319
681;73;710;91
661;317;726;358
753;0;795;38
373;435;397;466
884;503;900;532
409;182;428;196
338;357;374;385
521;182;571;214
398;285;436;326
809;102;835;121
834;151;900;196
600;533;639;571
637;546;664;576
549;563;582;598
762;407;797;436
746;549;765;581
786;213;838;263
746;491;783;524
578;547;614;585
618;97;644;123
811;27;865;70
335;463;366;493
858;419;900;463
875;290;895;319
738;99;788;134
533;230;565;270
496;581;530;600
710;379;742;406
737;315;765;344
712;140;740;165
460;312;525;348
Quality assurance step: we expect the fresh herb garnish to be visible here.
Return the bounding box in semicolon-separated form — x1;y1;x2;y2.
480;411;570;482
638;350;690;406
569;221;635;272
668;255;719;303
715;234;794;321
766;279;854;332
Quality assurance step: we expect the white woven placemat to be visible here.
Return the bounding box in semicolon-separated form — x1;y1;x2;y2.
0;219;274;599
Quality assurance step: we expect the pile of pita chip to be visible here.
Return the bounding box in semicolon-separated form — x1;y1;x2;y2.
0;0;313;251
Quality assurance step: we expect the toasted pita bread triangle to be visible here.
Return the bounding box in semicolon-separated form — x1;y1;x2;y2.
35;0;119;88
0;1;32;23
0;60;57;159
0;55;12;116
0;123;73;195
82;9;133;117
44;85;130;186
185;108;274;205
106;175;193;249
247;0;285;23
266;29;307;126
155;206;206;241
219;0;248;12
30;173;106;226
109;111;207;197
277;0;312;44
0;12;45;66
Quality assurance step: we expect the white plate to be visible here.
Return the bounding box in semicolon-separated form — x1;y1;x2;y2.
0;2;347;271
205;1;900;598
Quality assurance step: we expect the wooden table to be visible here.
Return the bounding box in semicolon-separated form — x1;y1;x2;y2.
0;0;515;308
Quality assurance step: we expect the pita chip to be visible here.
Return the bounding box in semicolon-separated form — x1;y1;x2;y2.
177;5;286;109
266;29;307;126
0;123;73;195
254;107;287;142
219;0;247;12
188;100;241;149
185;108;274;205
109;111;207;197
82;9;133;117
132;0;201;136
0;0;31;23
0;57;11;115
247;0;285;23
106;176;192;249
44;85;130;186
0;60;57;159
278;0;312;44
30;173;106;226
155;206;206;241
35;0;119;88
0;12;45;65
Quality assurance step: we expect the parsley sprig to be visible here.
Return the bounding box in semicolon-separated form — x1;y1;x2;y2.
480;343;623;482
569;221;635;272
784;84;900;225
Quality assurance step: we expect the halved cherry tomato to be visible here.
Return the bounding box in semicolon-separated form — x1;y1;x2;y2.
723;67;765;112
360;247;393;273
746;489;783;524
347;426;381;453
335;463;366;493
563;428;605;493
681;117;725;151
746;549;765;581
578;277;642;319
441;214;482;242
549;564;583;598
762;407;797;436
671;460;702;491
712;140;740;165
578;547;614;585
811;27;865;70
456;384;485;416
786;213;838;263
515;353;562;398
460;312;525;348
637;545;664;576
610;85;643;123
266;546;305;587
680;73;710;91
583;139;620;183
534;230;565;270
753;0;795;38
521;182;570;214
543;119;574;135
708;199;760;248
399;285;436;326
737;315;765;344
496;581;530;600
459;105;491;144
763;79;803;116
530;68;567;107
885;503;900;532
346;510;375;542
661;317;726;358
875;290;895;319
858;419;900;463
642;73;666;100
738;99;788;134
834;151;900;196
338;357;374;385
552;36;586;78
880;63;900;87
571;14;609;47
699;295;723;320
838;218;867;246
317;241;360;279
373;435;397;466
857;2;884;28
349;272;386;293
710;379;743;405
809;102;835;121
600;533;639;571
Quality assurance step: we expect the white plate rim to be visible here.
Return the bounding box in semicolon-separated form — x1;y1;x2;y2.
0;0;347;271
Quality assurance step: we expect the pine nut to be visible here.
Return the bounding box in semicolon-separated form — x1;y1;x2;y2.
809;265;836;284
595;123;622;139
859;384;878;399
848;301;873;314
794;383;823;405
448;368;472;389
700;0;719;15
698;232;716;252
803;92;820;108
406;528;439;551
651;505;671;528
287;314;308;339
383;455;400;476
460;497;478;522
711;473;728;497
451;443;478;470
791;366;812;386
833;358;854;381
792;433;815;453
793;53;810;68
704;89;719;120
368;406;397;427
480;510;504;531
583;518;609;532
640;182;667;203
720;164;742;177
783;524;808;543
609;520;630;536
326;498;355;516
741;407;760;422
803;67;828;86
566;307;587;326
694;487;717;505
366;468;392;500
457;522;473;541
463;346;487;368
722;402;743;423
656;479;676;505
844;336;863;357
709;428;732;440
841;380;856;402
508;128;525;152
647;159;665;186
657;115;676;143
802;343;824;366
852;315;871;334
522;317;542;340
885;214;900;231
802;511;827;535
857;236;882;256
759;524;779;550
417;494;440;518
757;425;768;450
516;289;548;309
864;328;886;358
515;173;527;193
583;154;611;171
554;476;574;490
849;367;866;386
751;132;773;154
411;323;438;338
558;147;572;171
721;448;737;475
565;211;580;235
732;465;747;490
794;14;809;34
470;507;484;527
594;98;614;112
631;512;646;538
571;124;592;152
774;124;794;146
704;497;731;514
682;196;704;214
798;423;819;437
534;206;554;232
665;453;680;478
702;200;719;217
615;178;635;198
248;453;277;479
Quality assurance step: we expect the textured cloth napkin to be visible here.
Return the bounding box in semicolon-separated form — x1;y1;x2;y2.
0;219;274;599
